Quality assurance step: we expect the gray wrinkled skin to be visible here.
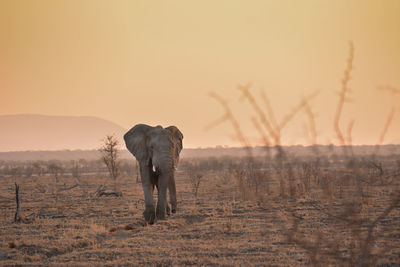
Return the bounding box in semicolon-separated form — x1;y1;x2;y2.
124;124;183;224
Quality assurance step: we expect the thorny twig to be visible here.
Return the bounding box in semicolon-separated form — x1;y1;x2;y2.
377;85;400;95
207;92;251;150
260;89;279;134
334;41;354;147
377;107;396;145
303;100;317;145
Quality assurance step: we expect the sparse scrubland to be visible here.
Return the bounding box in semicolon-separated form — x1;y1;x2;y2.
1;43;399;266
0;149;399;266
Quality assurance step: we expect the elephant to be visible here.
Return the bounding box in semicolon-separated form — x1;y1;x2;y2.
124;124;183;224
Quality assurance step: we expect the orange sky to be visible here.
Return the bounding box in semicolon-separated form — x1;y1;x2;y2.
1;0;399;148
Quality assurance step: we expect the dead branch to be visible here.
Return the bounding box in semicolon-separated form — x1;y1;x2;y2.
377;107;395;145
207;92;251;149
93;185;122;197
334;41;354;146
14;183;21;223
93;185;106;197
303;99;317;145
97;191;123;197
278;90;319;131
251;117;271;146
377;85;400;95
57;183;79;192
238;83;279;144
238;83;319;147
260;89;279;134
345;119;355;156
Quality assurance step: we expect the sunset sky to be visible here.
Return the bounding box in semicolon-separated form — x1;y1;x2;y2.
1;0;399;149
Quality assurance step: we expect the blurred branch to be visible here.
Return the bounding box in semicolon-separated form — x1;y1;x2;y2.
251;117;271;146
238;83;319;146
303;100;317;145
346;119;355;150
359;192;400;265
377;107;395;145
278;90;319;131
334;41;354;146
238;83;279;144
377;85;400;95
207;92;251;148
260;89;279;136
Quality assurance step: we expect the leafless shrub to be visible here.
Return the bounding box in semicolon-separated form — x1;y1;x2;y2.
231;159;270;202
32;162;44;177
185;161;204;198
190;172;203;198
99;134;120;191
47;162;63;201
70;163;88;197
47;163;63;183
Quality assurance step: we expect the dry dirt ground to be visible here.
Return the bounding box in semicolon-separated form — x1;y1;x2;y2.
0;164;399;266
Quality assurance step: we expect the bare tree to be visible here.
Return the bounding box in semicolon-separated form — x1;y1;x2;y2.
48;163;63;183
14;183;21;223
32;162;44;177
99;134;120;190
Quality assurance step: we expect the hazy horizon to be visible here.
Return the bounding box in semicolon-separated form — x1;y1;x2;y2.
1;1;399;149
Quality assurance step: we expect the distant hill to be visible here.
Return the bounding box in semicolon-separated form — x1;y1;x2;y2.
0;114;127;152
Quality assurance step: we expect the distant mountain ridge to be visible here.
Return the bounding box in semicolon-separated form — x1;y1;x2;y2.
0;114;127;152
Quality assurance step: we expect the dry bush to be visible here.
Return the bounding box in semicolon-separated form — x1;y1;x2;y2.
190;172;203;198
183;160;205;198
99;134;120;186
234;160;270;202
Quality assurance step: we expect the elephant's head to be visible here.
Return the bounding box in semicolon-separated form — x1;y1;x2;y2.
123;124;183;173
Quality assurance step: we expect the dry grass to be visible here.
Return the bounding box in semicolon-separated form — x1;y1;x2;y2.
0;151;399;266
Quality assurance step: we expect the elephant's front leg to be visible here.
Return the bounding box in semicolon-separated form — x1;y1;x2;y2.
139;163;156;224
168;173;177;213
156;173;169;220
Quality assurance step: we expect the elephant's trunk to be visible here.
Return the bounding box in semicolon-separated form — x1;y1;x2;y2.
153;152;174;175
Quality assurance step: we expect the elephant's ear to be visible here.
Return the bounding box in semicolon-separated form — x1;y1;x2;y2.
166;126;183;167
124;124;152;164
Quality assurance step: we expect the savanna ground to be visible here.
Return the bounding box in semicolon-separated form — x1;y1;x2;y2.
0;149;399;266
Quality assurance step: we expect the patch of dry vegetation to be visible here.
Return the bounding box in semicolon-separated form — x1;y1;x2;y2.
0;151;399;265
